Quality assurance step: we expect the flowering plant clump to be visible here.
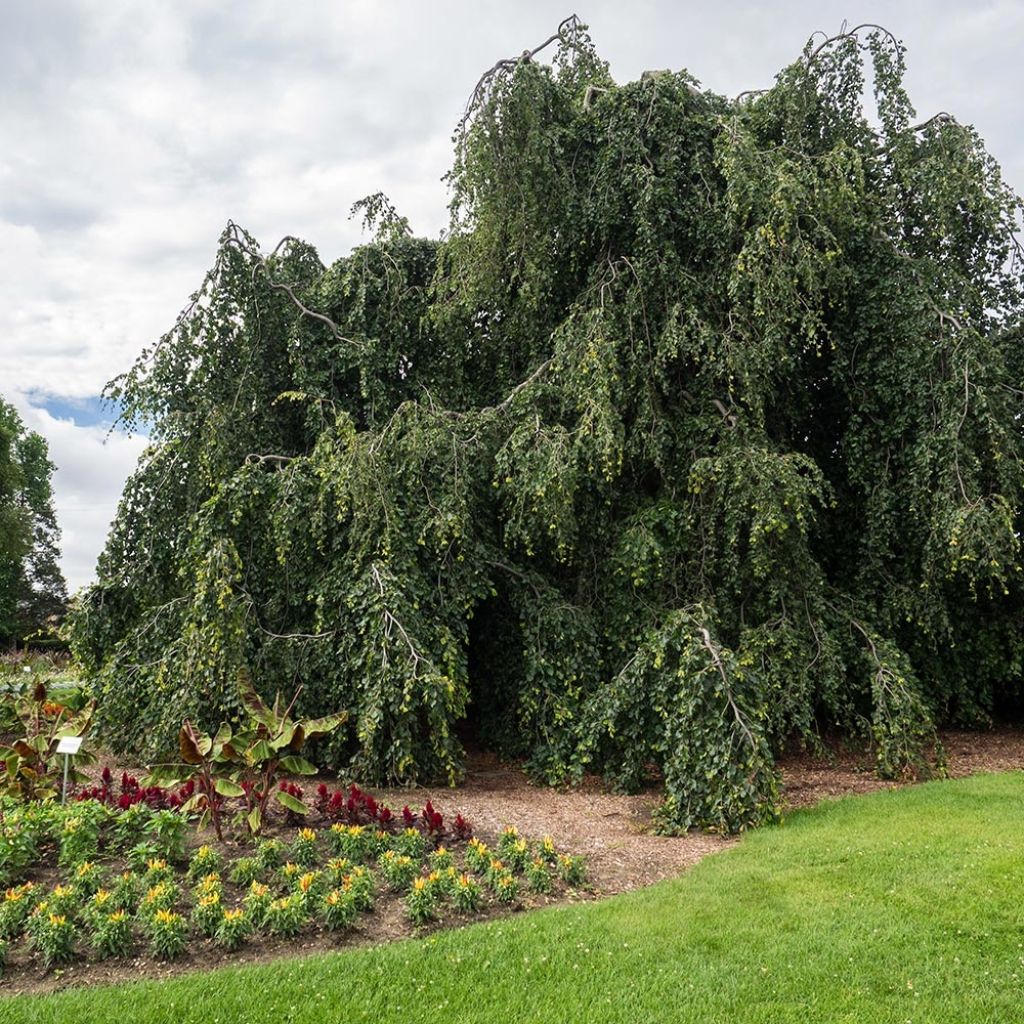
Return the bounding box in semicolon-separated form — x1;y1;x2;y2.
371;830;392;858
294;870;324;906
451;814;473;842
497;826;520;859
324;858;351;888
493;873;519;905
451;873;482;913
243;881;272;926
539;836;558;864
45;884;78;918
404;876;438;925
138;881;179;916
556;854;587;886
186;845;223;880
264;894;306;937
428;846;454;872
379;851;417;892
419;801;445;839
229;856;262;887
465;838;490;874
190;890;222;937
191;872;222;902
254;838;285;871
92;909;133;959
485;858;507;888
291;827;319;867
505;838;531;873
33;912;77;966
147;908;187;960
0;884;34;939
111;871;140;912
278;861;302;886
343;866;375;912
215;908;252;951
392;828;426;861
320;888;357;931
83;887;115;927
143;858;174;887
329;824;372;863
74;860;104;896
526;857;552;894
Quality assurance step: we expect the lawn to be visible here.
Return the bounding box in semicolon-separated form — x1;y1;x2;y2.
6;771;1023;1023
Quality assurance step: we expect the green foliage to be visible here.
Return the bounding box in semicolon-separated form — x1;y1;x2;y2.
215;908;252;951
146;675;343;838
92;909;133;959
146;909;187;960
0;684;95;804
70;21;1024;831
319;888;357;931
31;910;76;966
264;894;305;937
0;397;67;644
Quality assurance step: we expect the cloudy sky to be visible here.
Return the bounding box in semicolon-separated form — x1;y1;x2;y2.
3;0;1022;591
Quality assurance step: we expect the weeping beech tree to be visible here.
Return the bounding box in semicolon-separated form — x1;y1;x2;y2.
70;19;1024;832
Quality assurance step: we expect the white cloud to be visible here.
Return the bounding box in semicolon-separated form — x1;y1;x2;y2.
2;0;1021;591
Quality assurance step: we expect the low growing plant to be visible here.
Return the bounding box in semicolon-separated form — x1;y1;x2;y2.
33;911;76;966
291;827;319;867
186;844;223;880
73;860;104;896
428;846;454;872
243;881;272;926
148;809;188;862
465;838;490;874
493;873;519;905
264;894;305;937
229;856;262;887
147;908;187;960
254;838;284;871
526;857;552;894
343;866;375;912
329;823;372;863
215;907;252;951
320;888;357;931
92;909;133;959
379;851;417;892
191;890;222;937
405;876;438;925
556;853;587;886
451;873;481;913
392;827;426;861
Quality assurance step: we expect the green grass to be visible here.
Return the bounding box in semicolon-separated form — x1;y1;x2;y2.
6;772;1024;1022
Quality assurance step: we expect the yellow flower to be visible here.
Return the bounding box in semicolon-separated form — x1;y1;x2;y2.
298;827;317;842
154;909;178;924
48;914;67;926
412;877;427;891
199;892;220;907
223;908;244;921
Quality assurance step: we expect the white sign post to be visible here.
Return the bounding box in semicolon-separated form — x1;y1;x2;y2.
56;736;83;804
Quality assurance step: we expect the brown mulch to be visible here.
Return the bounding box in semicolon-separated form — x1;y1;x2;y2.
2;727;1021;996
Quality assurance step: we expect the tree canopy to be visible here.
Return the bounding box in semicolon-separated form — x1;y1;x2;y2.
0;397;67;644
70;20;1024;831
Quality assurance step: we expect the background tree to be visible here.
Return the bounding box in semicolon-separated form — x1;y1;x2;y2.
70;20;1024;831
0;397;68;644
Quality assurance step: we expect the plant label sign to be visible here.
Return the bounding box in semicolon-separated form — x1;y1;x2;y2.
56;736;84;755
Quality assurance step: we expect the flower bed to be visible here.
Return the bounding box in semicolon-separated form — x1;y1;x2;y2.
0;778;587;987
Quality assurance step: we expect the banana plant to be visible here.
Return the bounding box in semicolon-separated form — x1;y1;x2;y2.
146;720;244;841
230;673;347;836
147;672;347;837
